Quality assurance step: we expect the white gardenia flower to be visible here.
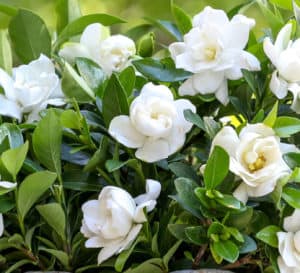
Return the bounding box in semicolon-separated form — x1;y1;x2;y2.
0;54;65;122
211;123;293;203
80;179;161;264
277;209;300;273
59;23;136;76
169;6;260;105
264;23;300;113
108;82;196;162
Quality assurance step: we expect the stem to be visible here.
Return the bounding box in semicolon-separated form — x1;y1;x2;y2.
14;189;25;236
221;255;259;270
192;244;208;268
96;167;117;186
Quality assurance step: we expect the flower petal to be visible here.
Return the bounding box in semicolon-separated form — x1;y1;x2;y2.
288;83;300;114
192;6;229;28
0;69;16;100
97;242;123;265
134;179;161;209
0;94;22;121
169;42;186;60
135;138;169;163
211;126;239;157
215;79;229;105
284;209;300;232
134;201;156;223
270;70;288;99
178;78;198;96
139;82;174;101
233;183;248;204
173;99;196;132
0;181;17;189
118;224;143;253
109;115;145;148
0;214;3;236
274;24;292;55
191;71;225;94
59;42;91;65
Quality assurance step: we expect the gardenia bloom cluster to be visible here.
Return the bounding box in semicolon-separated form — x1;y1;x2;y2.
80;179;161;264
277;209;300;273
0;54;65;122
59;23;136;76
264;23;300;113
169;6;260;105
108;82;196;162
211;123;292;203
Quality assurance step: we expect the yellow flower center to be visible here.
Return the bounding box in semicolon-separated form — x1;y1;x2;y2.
204;47;217;61
248;154;266;172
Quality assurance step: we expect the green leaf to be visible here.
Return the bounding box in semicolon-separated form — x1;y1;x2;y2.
183;109;205;131
36;203;66;240
171;2;192;35
0;4;17;16
184;226;207;245
1;141;28;181
215;194;241;210
264;101;278;127
102;74;129;126
119;66;136;97
124;258;164;273
55;13;125;48
282;186;300;208
204;146;229;190
284;152;300;169
137;32;155;57
32;109;62;174
256;225;281;247
0;30;12;73
62;62;95;102
4;259;34;273
270;0;292;10
105;159;138;172
9;9;51;63
61;109;81;130
226;208;253;229
239;235;257;254
274;116;300;137
168;162;198;182
133;57;191;82
39;247;69;268
211;240;239;263
173;177;202;219
168;224;191;243
76;57;105;92
0;123;23;149
17;171;57;221
0;196;15;213
162;240;182;269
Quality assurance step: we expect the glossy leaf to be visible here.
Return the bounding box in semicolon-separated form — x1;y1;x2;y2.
256;225;281;248
274;117;300;137
0;30;12;73
282;186;300;208
212;240;239;263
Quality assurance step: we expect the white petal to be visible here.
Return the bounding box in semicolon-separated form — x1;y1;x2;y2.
270;70;288;99
280;142;299;154
169;42;186;60
135;138;170;163
134;200;157;223
263;37;279;67
97;242;123;265
215;80;229;105
134;179;161;208
288;83;300;114
0;214;3;236
211;126;239;157
165;126;186;155
192;6;229;28
239;123;275;138
178;78;198;96
277;256;295;273
284;209;300;232
85;236;105;248
274;24;292;55
173;99;196;132
109;115;145;148
118;224;143;253
59;42;91;65
231;14;255;29
239;51;261;71
233;183;248;204
0;94;22;121
0;69;16;100
81;200;102;234
0;182;17;189
191;71;225;94
139;82;174;101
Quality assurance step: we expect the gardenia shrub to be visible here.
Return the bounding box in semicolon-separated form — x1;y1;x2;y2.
0;1;300;273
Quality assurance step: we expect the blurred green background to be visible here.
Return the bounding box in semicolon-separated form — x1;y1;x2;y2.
0;0;271;37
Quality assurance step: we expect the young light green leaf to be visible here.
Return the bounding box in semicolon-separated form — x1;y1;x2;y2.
32;109;62;174
36;203;66;240
62;62;95;102
9;9;51;63
274;116;300;137
102;74;129;126
256;225;281;248
60;109;81;130
0;30;12;73
119;66;136;97
264;101;278;127
184;226;207;245
0;3;17;16
204;146;229;190
282;187;300;208
211;240;239;263
270;0;292;10
171;2;192;35
17;171;57;221
1;141;29;181
55;13;125;48
137;32;155;57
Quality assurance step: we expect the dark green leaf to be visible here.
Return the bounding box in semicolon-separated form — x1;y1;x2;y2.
9;9;51;63
204;146;229;190
256;225;281;247
119;66;136;97
17;171;57;221
184;226;207;245
0;196;15;213
0;123;23;149
102;74;129;126
32;109;62;174
226;208;253;229
138;32;155;57
183;109;205;131
168;162;198;182
283;152;300;169
274;116;300;137
39;247;69;268
133;57;191;82
168;224;191;243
